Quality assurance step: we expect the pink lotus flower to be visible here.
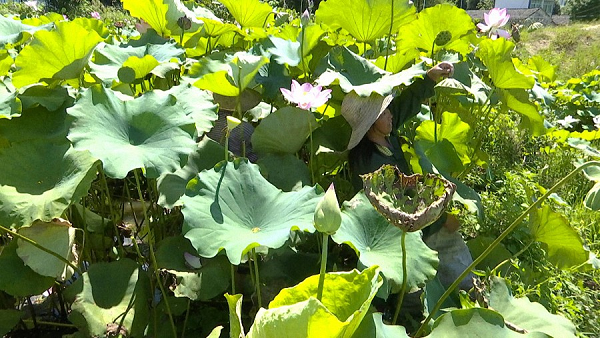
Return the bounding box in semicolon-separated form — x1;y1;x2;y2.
91;11;101;19
477;8;511;40
280;80;332;110
136;19;151;34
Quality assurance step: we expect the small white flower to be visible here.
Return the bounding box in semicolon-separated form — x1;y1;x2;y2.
556;115;579;129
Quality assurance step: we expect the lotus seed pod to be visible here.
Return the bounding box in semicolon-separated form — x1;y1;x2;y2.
434;30;452;46
314;183;342;235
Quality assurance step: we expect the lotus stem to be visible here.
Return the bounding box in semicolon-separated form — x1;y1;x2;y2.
414;160;600;337
21;319;76;328
231;263;236;294
393;229;408;324
383;0;394;71
98;166;125;258
0;224;81;274
491;239;534;275
181;298;191;338
252;248;263;308
133;170;178;338
316;233;329;302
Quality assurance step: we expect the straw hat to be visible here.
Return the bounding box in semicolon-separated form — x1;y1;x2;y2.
341;91;394;150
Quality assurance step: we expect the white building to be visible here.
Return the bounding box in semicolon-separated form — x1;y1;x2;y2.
495;0;556;14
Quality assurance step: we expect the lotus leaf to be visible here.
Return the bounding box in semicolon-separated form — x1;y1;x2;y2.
67;85;197;179
502;88;546;136
0;50;12;76
122;0;202;37
476;38;535;89
159;84;218;136
72;17;110;38
0;15;53;46
64;259;150;338
251;106;319;155
266;36;301;66
0;240;55;297
315;47;427;96
352;312;409;338
429;308;547;337
12;21;103;88
218;0;274;28
332;192;438;296
155;236;230;300
396;4;475;57
257;153;311;191
0;309;22;337
529;205;588;269
315;0;415;42
0;140;98;228
118;55;160;83
0;80;21;119
247;266;382;338
362;166;456;232
181;159;322;265
157;138;225;208
225;293;244;338
16;219;77;280
18;85;70;111
488;276;576;338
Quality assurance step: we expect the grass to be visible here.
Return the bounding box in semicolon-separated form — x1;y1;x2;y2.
514;21;600;81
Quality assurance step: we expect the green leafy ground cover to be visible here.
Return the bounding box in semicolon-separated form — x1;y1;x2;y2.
0;1;598;337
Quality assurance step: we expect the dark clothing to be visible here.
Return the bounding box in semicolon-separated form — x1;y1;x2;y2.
349;76;436;191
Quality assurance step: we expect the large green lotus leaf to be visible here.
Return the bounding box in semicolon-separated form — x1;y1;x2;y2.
373;49;419;73
0;106;69;144
67;86;197;179
218;0;274;28
315;47;427;96
18;85;70;111
0;240;55;297
0;141;97;228
118;55;159;83
159;84;218;136
502;88;545;136
251;266;382;338
72;17;110;38
122;0;202;37
266;36;301;66
476;38;534;90
155;236;230;300
488;276;576;338
529;205;588;269
584;181;600;211
192;51;269;96
64;259;150;338
396;4;474;56
0;309;22;336
225;293;245;338
429;308;547;337
255;56;293;101
12;21;103;88
424;275;459;320
0;80;21;119
157;138;224;208
257;153;311;191
315;0;415;42
352;312;409;338
16;219;77;280
466;236;512;272
0;50;13;76
0;15;53;46
90;32;184;85
251;106;319;155
199;17;240;37
332;192;438;297
415;112;473;170
181;159;322;265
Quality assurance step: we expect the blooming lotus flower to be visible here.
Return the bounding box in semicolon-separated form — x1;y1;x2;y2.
280;80;332;110
91;11;101;19
477;8;511;40
24;1;38;10
556;115;579;129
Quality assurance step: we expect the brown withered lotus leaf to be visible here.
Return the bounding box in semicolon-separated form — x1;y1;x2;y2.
361;165;456;232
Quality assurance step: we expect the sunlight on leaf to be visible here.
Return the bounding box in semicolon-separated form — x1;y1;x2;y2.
476;38;534;89
122;0;202;37
218;0;274;28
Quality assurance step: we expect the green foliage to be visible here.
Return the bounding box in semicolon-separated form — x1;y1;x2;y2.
563;0;600;20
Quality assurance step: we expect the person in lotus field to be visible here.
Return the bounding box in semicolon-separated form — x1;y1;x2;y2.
342;61;475;293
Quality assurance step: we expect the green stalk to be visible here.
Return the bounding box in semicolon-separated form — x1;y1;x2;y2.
383;0;395;71
392;230;408;324
231;264;236;294
252;248;263;309
0;224;81;274
491;239;534;275
316;233;329;302
21;320;76;328
181;298;191;338
133;170;178;338
98;167;125;258
414;160;600;337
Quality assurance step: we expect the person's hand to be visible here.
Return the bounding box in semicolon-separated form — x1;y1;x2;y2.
427;61;454;82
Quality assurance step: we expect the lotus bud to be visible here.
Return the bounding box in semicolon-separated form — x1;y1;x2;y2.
177;16;192;31
314;183;342;235
226;116;241;131
301;9;310;26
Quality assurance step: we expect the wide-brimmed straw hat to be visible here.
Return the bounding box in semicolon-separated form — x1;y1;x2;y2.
341;91;394;150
